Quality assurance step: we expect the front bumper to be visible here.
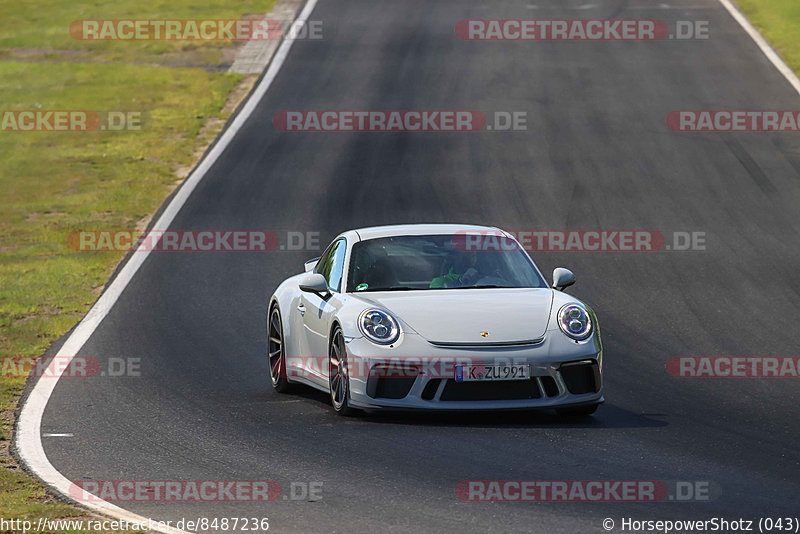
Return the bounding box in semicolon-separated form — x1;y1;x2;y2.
343;328;603;411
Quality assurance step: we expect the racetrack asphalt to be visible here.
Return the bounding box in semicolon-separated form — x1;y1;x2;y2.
31;0;800;532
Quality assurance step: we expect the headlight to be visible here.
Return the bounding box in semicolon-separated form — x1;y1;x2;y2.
359;309;400;345
558;304;592;340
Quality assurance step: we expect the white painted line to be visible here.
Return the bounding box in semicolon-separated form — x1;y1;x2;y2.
42;433;74;437
717;0;800;97
15;0;320;532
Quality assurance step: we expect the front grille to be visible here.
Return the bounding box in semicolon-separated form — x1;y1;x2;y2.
428;337;544;348
440;378;542;401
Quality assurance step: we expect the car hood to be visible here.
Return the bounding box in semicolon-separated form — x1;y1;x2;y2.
354;288;554;345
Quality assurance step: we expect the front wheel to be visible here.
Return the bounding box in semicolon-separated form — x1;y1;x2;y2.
268;306;291;393
557;403;599;417
329;326;357;416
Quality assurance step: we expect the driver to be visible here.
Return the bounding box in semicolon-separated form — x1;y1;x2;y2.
429;251;480;288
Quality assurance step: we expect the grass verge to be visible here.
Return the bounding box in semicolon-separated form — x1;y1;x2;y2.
1;0;275;530
735;0;800;76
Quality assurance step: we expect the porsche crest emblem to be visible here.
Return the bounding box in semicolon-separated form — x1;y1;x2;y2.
480;331;489;337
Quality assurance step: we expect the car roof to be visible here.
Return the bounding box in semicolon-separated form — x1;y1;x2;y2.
352;224;504;241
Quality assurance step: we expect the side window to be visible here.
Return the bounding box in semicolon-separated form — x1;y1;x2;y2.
315;239;347;292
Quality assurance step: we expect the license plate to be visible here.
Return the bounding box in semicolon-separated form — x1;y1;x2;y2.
455;364;530;382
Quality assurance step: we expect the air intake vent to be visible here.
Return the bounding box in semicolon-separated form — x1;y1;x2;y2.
560;362;600;395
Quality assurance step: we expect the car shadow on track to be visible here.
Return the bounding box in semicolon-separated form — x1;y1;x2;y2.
358;404;668;429
276;387;667;429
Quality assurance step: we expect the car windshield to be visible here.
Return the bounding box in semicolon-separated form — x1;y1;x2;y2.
346;234;547;292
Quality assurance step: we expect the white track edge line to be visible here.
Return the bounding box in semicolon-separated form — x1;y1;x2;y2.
717;0;800;96
15;1;318;532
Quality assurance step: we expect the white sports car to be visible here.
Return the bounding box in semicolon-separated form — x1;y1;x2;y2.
267;224;603;416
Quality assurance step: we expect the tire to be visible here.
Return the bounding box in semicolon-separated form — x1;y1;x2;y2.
268;306;292;393
329;325;357;416
557;403;599;417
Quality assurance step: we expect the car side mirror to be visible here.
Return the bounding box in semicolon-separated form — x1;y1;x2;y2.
299;273;330;297
552;268;576;291
304;257;320;272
